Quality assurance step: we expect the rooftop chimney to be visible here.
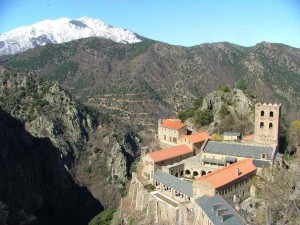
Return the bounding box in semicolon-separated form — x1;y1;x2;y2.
236;168;241;176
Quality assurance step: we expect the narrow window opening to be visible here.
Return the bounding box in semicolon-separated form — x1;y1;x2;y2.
261;111;265;116
269;123;273;129
260;122;264;128
270;111;274;117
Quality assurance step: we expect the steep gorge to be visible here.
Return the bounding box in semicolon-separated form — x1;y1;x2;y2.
0;107;102;225
0;66;140;211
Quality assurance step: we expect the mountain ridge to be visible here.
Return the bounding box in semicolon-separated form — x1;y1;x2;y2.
0;17;142;56
1;38;300;124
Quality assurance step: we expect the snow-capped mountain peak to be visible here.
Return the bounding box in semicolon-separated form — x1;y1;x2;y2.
0;17;142;56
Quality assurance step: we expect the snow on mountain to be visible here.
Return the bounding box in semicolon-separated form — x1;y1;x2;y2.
0;17;142;56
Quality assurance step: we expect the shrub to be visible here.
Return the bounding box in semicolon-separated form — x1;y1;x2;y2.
88;209;116;225
193;96;203;109
84;165;92;174
145;184;156;192
235;78;248;90
211;133;222;142
219;104;230;118
194;109;214;126
219;85;230;93
130;156;140;174
177;96;203;122
177;108;194;122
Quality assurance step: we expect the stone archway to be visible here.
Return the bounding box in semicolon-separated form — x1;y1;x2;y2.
207;171;212;174
193;171;199;177
180;171;183;177
185;170;191;175
175;172;179;177
201;171;206;176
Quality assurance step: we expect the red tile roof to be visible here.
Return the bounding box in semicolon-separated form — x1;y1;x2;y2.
149;145;192;163
195;159;256;189
161;119;186;130
180;132;210;143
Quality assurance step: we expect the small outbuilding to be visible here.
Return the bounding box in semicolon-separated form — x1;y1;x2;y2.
223;132;241;141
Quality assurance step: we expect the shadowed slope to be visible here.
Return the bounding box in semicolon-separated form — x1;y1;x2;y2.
0;108;102;225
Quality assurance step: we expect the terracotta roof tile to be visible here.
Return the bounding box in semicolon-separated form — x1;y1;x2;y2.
161;119;186;130
149;145;192;163
195;159;256;189
180;132;210;143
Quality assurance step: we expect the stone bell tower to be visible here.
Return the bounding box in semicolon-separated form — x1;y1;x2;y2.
254;103;281;147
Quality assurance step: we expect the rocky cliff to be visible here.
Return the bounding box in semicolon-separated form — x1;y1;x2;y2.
0;107;102;225
76;126;140;208
0;67;96;167
0;66;140;210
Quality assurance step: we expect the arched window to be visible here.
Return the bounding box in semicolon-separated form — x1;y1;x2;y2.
260;122;264;128
269;123;273;129
261;111;265;116
270;111;274;117
193;171;199;177
201;171;207;176
185;170;191;175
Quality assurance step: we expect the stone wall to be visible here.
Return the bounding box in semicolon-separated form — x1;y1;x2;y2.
155;199;179;224
193;179;215;196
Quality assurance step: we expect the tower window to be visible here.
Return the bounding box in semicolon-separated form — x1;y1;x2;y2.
269;123;273;129
260;122;264;128
270;111;274;117
261;111;265;116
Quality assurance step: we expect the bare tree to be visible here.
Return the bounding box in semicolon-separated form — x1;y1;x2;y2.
253;167;300;225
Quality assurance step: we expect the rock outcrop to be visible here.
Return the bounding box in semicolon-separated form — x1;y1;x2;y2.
202;89;253;115
201;88;254;133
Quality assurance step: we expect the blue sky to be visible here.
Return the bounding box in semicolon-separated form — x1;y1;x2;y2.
1;0;300;47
